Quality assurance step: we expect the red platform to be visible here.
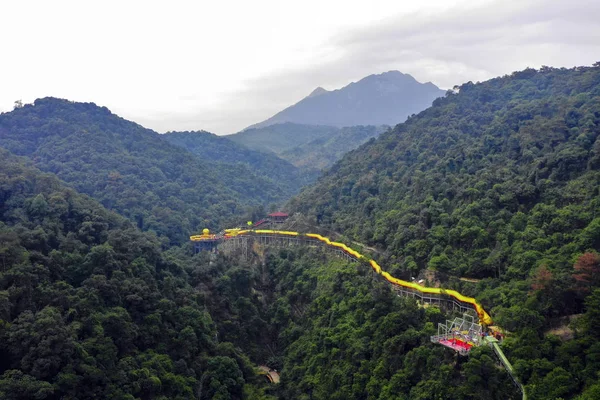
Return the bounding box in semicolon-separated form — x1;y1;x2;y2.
439;338;473;353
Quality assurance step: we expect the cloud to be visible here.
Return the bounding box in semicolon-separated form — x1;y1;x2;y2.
172;0;598;134
8;0;595;135
332;0;600;85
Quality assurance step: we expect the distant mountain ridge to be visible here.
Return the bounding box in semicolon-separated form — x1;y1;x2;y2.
162;130;316;192
246;71;445;130
227;122;388;172
228;122;339;154
280;125;389;172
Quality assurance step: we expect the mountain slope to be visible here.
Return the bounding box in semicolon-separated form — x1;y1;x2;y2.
0;98;289;244
0;149;261;399
247;71;445;129
227;122;339;154
290;66;600;276
289;65;600;398
280;125;389;171
227;123;388;172
162;130;314;193
0;148;521;399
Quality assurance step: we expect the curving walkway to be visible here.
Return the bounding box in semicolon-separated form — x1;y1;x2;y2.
228;229;493;325
193;228;524;398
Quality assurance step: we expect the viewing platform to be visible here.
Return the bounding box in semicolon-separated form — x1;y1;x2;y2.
190;229;221;253
430;314;484;355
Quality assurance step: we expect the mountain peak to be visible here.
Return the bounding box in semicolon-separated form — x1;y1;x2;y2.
245;71;445;130
376;70;406;77
308;87;328;98
359;70;418;85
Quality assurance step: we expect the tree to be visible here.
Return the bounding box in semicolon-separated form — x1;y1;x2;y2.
529;367;576;399
203;356;244;400
582;218;600;250
578;382;600;399
583;289;600;338
573;252;600;293
0;370;54;399
531;265;553;292
7;307;75;380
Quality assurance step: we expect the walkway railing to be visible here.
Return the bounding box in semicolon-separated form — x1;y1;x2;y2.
195;228;526;399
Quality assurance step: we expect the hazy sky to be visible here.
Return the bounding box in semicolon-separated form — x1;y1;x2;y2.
2;0;599;134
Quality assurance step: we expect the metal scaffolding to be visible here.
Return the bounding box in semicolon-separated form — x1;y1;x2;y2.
219;233;357;263
194;229;524;399
430;314;483;355
391;284;478;317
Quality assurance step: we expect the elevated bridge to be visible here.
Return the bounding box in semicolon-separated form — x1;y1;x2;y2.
191;228;525;398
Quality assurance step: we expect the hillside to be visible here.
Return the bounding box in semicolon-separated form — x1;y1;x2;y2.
0;149;271;399
228;122;339;154
0;98;293;245
0;147;524;399
289;65;600;398
209;247;520;400
280;125;388;172
228;123;388;172
246;71;445;129
3;66;600;399
162;130;314;193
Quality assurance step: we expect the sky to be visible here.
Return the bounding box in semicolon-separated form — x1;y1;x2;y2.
1;0;599;134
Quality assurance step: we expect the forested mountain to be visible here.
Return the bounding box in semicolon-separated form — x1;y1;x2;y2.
0;147;521;399
280;125;389;172
290;65;600;398
4;66;600;400
0;98;292;245
162;130;315;193
228;123;339;154
228;123;388;172
0;149;268;399
246;71;445;129
262;250;522;399
197;247;521;400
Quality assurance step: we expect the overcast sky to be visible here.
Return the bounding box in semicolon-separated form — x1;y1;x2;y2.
2;0;599;134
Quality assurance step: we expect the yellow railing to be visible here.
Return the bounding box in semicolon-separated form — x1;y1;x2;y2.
197;228;515;391
223;229;493;325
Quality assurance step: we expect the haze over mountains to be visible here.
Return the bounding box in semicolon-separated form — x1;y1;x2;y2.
222;71;441;171
228;123;340;154
245;71;445;130
162;130;316;192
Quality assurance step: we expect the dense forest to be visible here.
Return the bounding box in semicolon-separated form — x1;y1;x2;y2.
0;98;294;245
0;149;519;399
0;149;268;399
227;123;339;155
162;130;315;194
280;125;388;172
2;65;600;399
228;123;388;173
242;250;519;400
290;65;600;398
